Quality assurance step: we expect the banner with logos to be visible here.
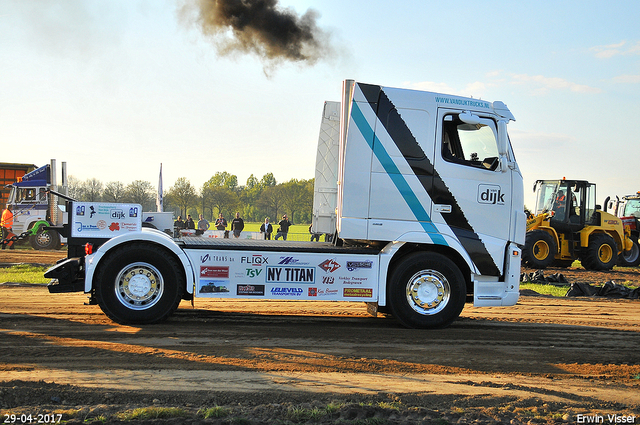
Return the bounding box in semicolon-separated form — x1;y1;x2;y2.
189;249;379;302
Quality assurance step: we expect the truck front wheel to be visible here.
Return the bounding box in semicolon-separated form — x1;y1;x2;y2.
94;243;184;324
30;229;61;250
388;252;466;329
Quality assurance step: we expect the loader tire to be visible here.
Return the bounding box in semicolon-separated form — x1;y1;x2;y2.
94;242;184;325
522;230;556;269
388;252;466;329
617;239;640;267
581;233;617;271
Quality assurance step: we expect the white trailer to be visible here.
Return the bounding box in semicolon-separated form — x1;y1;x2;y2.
46;80;525;329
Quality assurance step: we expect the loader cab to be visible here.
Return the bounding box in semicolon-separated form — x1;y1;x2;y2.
533;179;596;233
622;197;640;219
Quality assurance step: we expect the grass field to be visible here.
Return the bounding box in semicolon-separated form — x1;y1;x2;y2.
234;222;318;241
0;264;49;285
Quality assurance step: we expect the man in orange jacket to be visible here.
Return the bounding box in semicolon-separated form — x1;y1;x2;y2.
1;206;15;250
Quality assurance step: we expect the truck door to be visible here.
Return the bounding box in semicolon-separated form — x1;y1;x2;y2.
431;109;513;276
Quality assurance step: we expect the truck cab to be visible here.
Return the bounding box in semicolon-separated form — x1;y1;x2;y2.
6;161;66;250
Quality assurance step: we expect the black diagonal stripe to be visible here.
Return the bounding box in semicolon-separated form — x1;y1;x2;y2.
357;83;500;276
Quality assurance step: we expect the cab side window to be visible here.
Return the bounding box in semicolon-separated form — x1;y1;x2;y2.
442;114;500;170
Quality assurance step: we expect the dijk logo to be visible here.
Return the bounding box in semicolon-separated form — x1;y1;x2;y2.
478;184;506;205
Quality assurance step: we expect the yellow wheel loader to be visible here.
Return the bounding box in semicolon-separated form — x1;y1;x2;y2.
523;179;634;270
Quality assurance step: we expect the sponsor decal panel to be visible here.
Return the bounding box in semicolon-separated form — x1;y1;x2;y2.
241;254;269;266
343;287;373;298
339;276;368;285
200;266;229;278
477;184;505;205
346;260;373;271
190;252;378;300
270;287;304;296
237;284;265;296
199;280;230;293
267;266;315;283
318;259;340;273
245;268;263;278
322;276;335;284
278;256;309;265
200;254;231;264
318;288;339;297
72;202;142;237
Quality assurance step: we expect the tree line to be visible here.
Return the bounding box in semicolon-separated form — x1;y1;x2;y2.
67;172;315;224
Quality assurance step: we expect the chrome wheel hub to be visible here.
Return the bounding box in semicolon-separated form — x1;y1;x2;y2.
406;269;450;315
115;263;164;310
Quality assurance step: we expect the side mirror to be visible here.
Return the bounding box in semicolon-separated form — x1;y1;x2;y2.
497;120;509;173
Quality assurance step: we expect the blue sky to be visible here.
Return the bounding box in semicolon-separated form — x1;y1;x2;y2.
2;0;639;208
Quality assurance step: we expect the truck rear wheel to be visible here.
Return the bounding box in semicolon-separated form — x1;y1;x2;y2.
617;239;640;267
581;233;618;271
522;230;556;269
94;243;184;324
388;252;466;329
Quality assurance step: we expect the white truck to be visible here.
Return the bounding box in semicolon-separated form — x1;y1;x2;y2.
46;80;525;329
5;160;67;250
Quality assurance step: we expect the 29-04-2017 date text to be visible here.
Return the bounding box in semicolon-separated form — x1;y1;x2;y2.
3;413;62;424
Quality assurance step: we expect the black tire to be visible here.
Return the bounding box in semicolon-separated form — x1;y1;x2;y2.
388;252;466;329
581;233;618;271
30;229;61;250
522;230;557;269
94;242;184;324
617;239;640;267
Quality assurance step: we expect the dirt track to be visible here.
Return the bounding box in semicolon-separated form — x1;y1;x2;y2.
1;250;639;423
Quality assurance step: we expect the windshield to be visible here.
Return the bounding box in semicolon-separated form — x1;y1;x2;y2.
534;181;566;216
534;180;594;223
623;199;640;218
9;186;47;204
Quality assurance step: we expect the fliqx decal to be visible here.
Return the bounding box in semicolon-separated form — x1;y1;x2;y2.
354;83;500;276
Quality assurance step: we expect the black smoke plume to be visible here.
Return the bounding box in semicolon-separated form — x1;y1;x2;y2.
181;0;333;67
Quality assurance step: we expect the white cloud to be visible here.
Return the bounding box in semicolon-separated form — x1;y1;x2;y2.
612;74;640;84
509;74;601;95
591;40;640;58
509;129;577;153
405;81;487;98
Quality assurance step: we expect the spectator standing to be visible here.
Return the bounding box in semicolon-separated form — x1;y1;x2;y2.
275;214;292;240
185;215;195;230
215;213;228;238
231;212;245;238
173;215;186;237
196;214;209;236
260;217;273;240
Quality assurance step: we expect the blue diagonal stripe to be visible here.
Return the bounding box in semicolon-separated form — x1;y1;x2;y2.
351;101;447;246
